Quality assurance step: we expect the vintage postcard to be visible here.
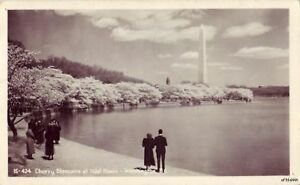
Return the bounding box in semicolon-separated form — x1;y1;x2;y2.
1;0;300;185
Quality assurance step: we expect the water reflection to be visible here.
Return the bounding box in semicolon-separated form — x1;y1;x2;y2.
57;98;289;175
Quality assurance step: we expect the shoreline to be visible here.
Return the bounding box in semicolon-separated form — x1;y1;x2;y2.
8;121;208;177
15;97;285;121
71;97;288;113
62;99;253;114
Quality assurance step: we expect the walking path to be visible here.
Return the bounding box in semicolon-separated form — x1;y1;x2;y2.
8;122;208;177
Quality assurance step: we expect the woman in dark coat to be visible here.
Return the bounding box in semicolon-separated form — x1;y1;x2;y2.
28;118;38;139
26;128;35;159
142;133;155;170
35;120;45;144
52;119;61;144
45;124;55;160
27;118;36;130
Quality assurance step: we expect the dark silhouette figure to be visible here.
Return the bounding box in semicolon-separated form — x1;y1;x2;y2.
25;128;35;159
142;133;155;170
154;129;167;173
45;120;56;160
28;118;36;131
52;119;61;144
166;77;170;85
28;118;44;144
35;120;45;144
28;118;38;139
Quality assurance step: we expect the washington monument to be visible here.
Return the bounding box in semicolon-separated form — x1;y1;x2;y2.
198;25;207;84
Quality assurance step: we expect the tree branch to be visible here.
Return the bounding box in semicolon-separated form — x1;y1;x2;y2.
13;115;29;125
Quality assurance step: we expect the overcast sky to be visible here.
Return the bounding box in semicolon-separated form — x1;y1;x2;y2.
8;9;289;86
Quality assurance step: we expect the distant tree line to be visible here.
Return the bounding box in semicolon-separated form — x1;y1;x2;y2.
40;56;145;84
227;85;289;97
250;86;289;97
7;39;144;84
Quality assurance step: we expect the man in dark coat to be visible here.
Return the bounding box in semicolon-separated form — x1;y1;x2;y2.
154;129;167;173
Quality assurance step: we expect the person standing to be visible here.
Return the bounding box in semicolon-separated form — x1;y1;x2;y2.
142;133;155;171
35;120;45;144
27;118;36;131
25;128;35;159
53;119;61;144
28;118;38;141
45;122;55;160
154;129;167;173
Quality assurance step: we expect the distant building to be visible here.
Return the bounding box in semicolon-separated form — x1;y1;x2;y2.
166;77;170;85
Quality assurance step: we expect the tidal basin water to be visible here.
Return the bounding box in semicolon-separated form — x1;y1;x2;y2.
57;98;289;176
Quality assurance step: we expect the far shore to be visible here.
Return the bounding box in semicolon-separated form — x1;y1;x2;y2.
63;96;288;114
62;98;256;113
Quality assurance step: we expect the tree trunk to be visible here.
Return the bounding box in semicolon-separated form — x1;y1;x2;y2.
8;121;18;137
7;109;18;137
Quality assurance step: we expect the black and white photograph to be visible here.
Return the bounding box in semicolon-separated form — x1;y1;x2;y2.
4;3;297;180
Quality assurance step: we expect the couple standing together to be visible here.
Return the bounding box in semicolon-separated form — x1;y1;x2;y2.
142;129;167;173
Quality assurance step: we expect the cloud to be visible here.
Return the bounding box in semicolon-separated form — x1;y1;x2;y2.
55;10;190;29
233;47;289;59
91;17;119;28
111;27;163;42
220;66;243;71
55;10;152;21
133;17;190;30
208;62;229;67
222;22;271;38
180;51;198;59
111;25;216;44
54;10;204;25
171;63;197;70
54;10;215;44
158;54;173;59
178;10;206;20
174;25;217;41
206;61;241;71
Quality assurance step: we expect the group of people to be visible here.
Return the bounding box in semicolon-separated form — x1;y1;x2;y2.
26;119;167;171
142;129;167;173
25;118;61;160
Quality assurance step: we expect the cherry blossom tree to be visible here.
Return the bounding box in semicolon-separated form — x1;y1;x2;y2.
135;83;162;105
224;88;253;102
8;42;40;137
114;82;142;106
33;68;75;106
8;43;73;137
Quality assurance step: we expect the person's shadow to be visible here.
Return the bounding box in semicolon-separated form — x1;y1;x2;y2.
42;156;50;160
134;167;156;172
